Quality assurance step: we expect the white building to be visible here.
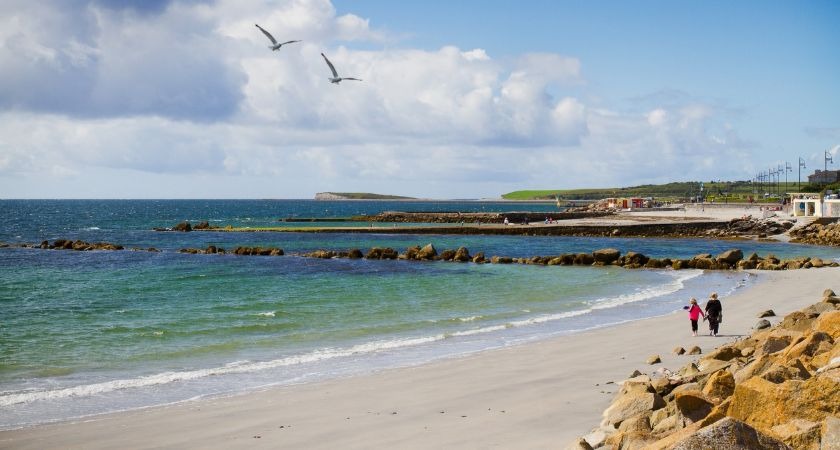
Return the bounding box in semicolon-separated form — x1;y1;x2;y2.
790;192;840;218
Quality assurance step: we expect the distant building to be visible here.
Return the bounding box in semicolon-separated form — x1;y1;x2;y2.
807;169;840;184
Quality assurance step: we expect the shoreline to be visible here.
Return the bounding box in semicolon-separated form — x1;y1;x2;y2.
3;267;838;449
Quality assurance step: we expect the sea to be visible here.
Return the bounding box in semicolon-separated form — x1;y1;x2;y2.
1;199;839;430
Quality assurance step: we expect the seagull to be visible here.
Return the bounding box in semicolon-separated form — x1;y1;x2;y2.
321;53;362;84
255;24;300;51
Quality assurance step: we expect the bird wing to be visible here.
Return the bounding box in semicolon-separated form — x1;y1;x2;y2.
280;40;301;46
342;77;362;81
321;53;339;78
255;24;277;45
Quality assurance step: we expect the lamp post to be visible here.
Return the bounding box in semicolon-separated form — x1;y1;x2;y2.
798;157;806;190
826;149;835;188
785;162;792;194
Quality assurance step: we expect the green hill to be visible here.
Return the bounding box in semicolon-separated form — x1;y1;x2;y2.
315;192;416;200
502;181;825;201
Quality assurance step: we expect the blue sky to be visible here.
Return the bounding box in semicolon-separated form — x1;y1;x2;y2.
1;0;838;198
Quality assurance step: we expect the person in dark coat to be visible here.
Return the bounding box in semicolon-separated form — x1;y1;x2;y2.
705;292;723;336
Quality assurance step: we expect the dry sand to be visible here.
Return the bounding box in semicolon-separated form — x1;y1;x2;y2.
2;267;837;450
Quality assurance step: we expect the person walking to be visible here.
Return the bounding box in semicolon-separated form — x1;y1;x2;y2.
686;298;705;336
705;292;723;336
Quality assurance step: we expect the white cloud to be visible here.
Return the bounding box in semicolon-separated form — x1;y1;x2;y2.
0;0;765;198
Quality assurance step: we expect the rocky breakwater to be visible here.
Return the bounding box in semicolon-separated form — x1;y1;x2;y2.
703;217;794;239
790;219;840;247
4;239;127;251
176;245;284;256
570;290;840;450
294;245;839;272
350;211;613;224
155;221;216;232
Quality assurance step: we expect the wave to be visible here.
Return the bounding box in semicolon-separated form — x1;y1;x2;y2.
255;311;276;318
589;270;703;311
83;227;101;231
0;335;446;407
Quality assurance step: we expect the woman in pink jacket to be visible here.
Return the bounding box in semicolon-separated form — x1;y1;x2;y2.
686;298;705;336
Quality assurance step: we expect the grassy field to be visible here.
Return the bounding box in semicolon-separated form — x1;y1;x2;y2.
502;180;834;201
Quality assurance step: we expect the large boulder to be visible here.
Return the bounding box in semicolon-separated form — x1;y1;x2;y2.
674;390;714;422
716;248;744;265
416;243;437;260
173;221;192;232
813;311;840;339
575;253;595;265
702;370;735;402
669;417;791;450
592;248;621;265
602;390;665;427
727;376;840;431
453;247;471;262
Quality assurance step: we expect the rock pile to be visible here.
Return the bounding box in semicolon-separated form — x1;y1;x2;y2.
790;220;840;247
701;217;794;239
573;290;840;449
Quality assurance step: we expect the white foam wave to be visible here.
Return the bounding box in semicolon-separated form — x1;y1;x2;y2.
590;270;702;311
0;335;445;407
256;311;275;317
458;315;481;322
83;227;100;231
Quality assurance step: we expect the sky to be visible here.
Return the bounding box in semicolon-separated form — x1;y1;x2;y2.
0;0;838;199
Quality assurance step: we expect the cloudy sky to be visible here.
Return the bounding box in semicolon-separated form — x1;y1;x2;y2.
1;0;838;199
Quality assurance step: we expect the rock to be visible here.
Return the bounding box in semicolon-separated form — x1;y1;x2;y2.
813;311;840;339
472;252;485;263
669;417;791;450
824;289;837;298
647;354;662;365
758;309;776;318
674;390;714;422
624;251;649;266
716;248;744;264
205;245;218;254
755;319;772;330
592;248;621;265
779;310;819;332
687;346;702;355
603;390;666;427
173;221;192;232
737;260;757;270
348;249;363;259
416;243;437;260
453;247;471;262
193;221;211;230
770;419;821;450
628;369;643;378
439;249;456;261
673;346;686;355
575;253;595;265
490;256;513;264
783;331;834;361
822;416;840;450
727;375;840;431
761;335;793;356
563;437;594;450
702;370;735;401
403;246;420;259
706;345;741;362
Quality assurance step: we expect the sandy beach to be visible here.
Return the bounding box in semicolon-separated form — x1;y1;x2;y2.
2;266;836;449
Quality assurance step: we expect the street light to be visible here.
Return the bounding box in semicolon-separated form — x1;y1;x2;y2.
798;157;806;190
826;149;835;188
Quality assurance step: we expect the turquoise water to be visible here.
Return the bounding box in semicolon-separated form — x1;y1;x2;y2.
1;200;838;429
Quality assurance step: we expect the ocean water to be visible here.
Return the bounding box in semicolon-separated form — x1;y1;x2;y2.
1;200;838;429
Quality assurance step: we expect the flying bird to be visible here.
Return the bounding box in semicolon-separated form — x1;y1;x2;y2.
254;24;300;51
321;53;362;84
